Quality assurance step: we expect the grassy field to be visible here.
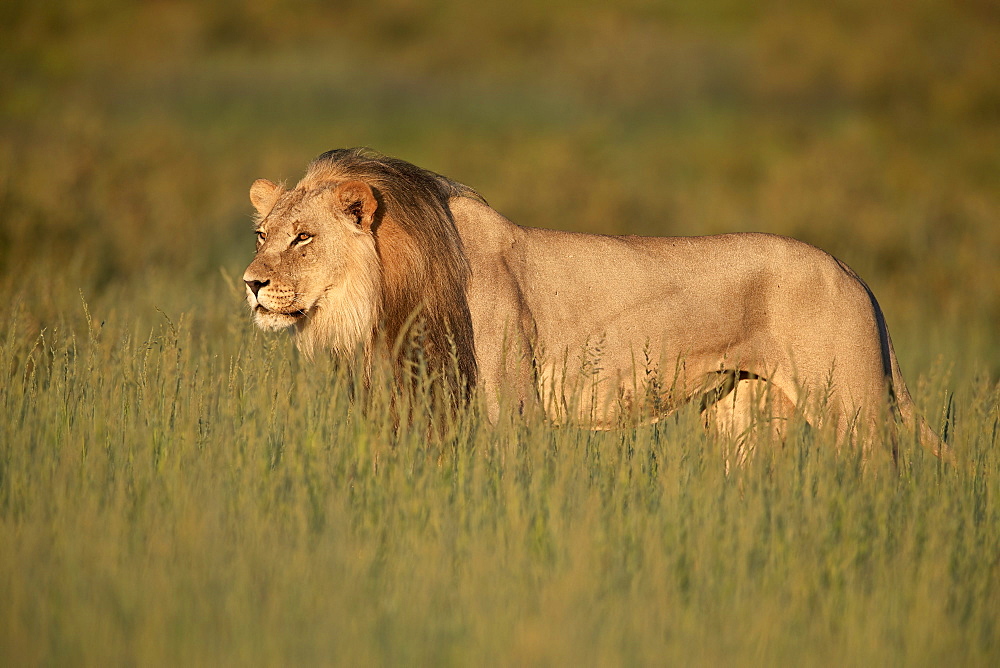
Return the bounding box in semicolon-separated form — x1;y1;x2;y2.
2;0;999;664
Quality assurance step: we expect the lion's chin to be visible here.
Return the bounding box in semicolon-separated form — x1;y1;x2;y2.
251;305;307;331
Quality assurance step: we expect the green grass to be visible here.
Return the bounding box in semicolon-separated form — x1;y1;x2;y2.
1;304;998;665
2;0;999;664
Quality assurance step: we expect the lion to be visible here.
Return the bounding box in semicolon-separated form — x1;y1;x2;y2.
242;148;952;463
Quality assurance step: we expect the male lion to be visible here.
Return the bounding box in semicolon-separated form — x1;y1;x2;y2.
243;148;951;462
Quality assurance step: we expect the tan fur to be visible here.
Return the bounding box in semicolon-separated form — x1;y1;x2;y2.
701;375;798;470
243;149;952;463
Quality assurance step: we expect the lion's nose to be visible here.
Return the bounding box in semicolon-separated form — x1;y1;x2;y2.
245;279;269;297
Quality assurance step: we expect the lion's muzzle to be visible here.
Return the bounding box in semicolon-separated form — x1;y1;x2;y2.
243;268;308;330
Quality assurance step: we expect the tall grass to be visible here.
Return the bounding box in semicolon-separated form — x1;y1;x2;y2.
2;0;999;664
1;299;998;665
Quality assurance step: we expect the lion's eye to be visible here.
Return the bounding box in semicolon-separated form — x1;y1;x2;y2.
255;230;266;242
293;232;313;245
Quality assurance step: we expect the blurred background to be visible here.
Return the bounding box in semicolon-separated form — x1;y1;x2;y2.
2;0;998;380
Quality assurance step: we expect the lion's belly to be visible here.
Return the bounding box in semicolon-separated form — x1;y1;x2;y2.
525;281;775;426
531;331;760;426
504;230;784;424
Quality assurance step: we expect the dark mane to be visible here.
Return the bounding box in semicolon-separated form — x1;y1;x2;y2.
298;147;481;400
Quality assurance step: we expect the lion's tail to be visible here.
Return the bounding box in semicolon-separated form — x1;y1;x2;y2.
853;262;955;466
887;334;956;465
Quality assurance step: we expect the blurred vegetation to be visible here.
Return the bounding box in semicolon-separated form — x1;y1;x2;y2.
1;0;999;664
1;0;998;375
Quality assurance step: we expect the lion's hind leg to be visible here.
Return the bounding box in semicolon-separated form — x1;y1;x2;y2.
701;371;797;469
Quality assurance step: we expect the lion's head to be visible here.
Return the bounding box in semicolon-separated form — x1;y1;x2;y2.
242;148;480;399
243;177;382;358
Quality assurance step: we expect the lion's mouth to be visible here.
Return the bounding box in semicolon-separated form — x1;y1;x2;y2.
255;304;307;319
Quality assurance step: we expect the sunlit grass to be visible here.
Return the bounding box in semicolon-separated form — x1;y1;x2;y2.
1;304;997;664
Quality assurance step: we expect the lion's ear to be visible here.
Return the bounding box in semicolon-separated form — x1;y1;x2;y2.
249;179;281;216
336;180;378;230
